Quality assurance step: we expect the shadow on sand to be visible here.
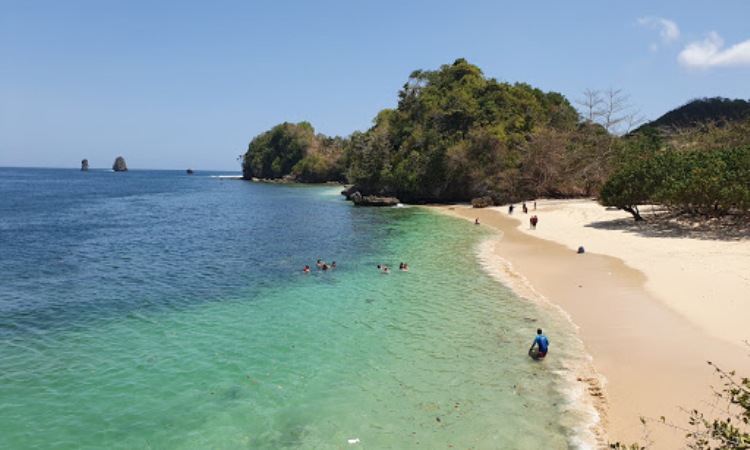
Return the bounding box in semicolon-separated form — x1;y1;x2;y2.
585;207;750;242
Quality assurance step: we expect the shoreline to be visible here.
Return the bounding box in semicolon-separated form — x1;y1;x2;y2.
434;200;750;448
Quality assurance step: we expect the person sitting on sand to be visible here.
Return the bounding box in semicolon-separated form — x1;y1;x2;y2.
529;328;549;360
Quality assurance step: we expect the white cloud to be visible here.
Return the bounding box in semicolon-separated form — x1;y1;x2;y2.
678;31;750;68
638;17;680;46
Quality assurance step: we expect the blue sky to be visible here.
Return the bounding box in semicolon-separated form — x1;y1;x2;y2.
2;1;749;171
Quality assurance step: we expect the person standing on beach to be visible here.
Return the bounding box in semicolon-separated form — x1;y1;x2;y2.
529;328;549;360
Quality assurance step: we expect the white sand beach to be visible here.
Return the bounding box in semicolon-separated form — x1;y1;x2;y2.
437;200;750;448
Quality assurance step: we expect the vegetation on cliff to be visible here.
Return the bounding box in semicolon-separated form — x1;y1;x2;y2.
240;59;750;217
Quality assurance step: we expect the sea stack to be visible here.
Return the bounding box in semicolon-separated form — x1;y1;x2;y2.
112;156;128;172
81;159;89;171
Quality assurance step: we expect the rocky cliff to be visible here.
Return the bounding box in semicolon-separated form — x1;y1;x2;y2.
112;157;128;172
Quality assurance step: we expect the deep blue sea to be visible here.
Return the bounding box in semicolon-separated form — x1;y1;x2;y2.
0;168;597;449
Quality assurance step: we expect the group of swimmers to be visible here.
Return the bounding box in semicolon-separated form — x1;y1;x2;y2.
303;260;410;274
302;259;337;273
376;263;409;274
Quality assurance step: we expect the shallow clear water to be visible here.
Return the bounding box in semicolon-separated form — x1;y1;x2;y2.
0;168;595;449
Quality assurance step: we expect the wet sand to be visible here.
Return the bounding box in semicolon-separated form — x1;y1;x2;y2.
435;200;750;448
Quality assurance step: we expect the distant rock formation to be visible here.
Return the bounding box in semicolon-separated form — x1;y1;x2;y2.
81;159;89;171
349;191;400;207
341;186;400;206
471;196;493;208
341;185;357;199
112;156;128;172
186;168;194;174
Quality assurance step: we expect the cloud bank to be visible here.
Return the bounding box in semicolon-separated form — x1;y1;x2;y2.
678;32;750;68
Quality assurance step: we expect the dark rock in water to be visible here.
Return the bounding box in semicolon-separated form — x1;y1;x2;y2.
186;168;194;174
81;159;89;171
340;185;357;200
350;191;400;207
471;196;493;208
112;156;128;172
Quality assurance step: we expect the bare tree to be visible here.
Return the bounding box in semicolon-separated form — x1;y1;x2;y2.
577;88;644;136
577;88;605;124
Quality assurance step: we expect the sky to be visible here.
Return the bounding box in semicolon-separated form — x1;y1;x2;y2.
1;1;749;171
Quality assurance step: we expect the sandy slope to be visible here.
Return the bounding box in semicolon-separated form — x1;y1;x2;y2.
436;200;750;448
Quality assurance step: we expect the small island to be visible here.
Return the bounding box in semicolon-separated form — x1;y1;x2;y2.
112;156;128;172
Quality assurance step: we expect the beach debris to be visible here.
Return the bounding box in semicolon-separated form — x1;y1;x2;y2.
347;437;360;444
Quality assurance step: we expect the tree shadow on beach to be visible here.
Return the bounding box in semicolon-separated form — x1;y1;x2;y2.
585;208;750;242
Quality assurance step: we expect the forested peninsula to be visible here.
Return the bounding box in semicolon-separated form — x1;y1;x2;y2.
240;59;750;219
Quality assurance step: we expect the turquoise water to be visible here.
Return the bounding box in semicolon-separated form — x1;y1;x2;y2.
0;168;595;449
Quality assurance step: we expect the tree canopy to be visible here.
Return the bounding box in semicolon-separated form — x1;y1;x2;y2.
346;58;582;202
239;60;750;219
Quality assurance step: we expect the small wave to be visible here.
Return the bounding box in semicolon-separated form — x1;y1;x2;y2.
475;237;606;449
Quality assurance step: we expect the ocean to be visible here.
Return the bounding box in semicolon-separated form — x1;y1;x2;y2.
0;168;597;449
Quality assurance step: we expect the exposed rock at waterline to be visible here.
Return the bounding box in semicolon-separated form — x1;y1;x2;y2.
471;196;494;208
350;191;400;207
112;156;128;172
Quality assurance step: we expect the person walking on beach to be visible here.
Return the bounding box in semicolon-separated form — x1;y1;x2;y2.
530;215;538;230
529;328;549;360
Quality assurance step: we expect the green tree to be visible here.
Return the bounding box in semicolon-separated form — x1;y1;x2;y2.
242;122;315;180
356;58;580;202
598;128;666;220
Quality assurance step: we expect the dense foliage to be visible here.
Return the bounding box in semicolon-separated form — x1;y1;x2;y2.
241;122;346;182
346;59;587;202
240;59;749;218
600;119;750;219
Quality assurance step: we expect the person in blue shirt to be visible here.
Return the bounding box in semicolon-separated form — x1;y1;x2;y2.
529;328;549;360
